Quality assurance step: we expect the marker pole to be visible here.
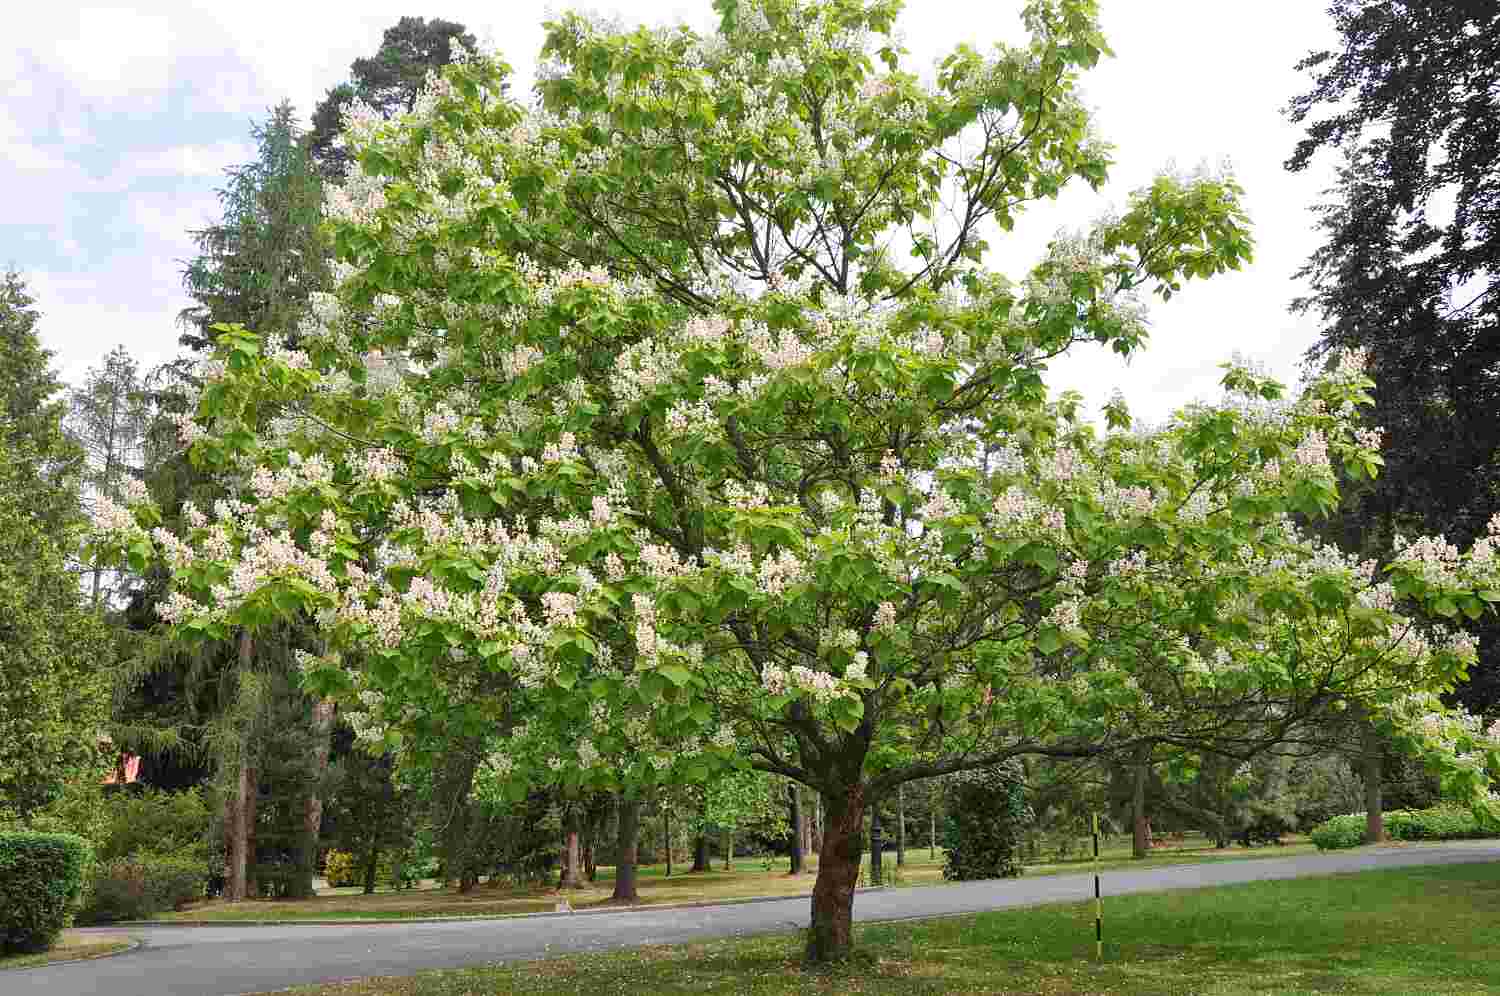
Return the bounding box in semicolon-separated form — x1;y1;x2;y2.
1092;812;1102;960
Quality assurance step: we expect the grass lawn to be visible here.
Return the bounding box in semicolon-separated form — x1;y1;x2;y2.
0;931;134;970
261;861;1500;995
155;835;1317;922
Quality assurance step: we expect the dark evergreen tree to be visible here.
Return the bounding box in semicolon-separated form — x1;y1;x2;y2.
1287;1;1500;711
307;17;478;179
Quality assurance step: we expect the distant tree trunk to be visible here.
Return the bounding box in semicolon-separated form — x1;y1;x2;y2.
292;697;336;899
929;781;938;859
691;834;710;873
226;762;250;902
869;800;884;886
806;783;865;963
560;807;583;889
800;787;814;856
225;632;253;902
1363;721;1384;844
663;807;672;877
362;842;379;895
813;794;823;852
584;837;597;883
788;781;805;874
1132;749;1151;860
612;796;640;902
244;763;260;897
895;783;906;867
723;828;734;871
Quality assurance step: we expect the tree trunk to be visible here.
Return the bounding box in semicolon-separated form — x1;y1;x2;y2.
800;787;814;857
362;842;379;895
724;828;733;871
806;783;865;963
584;837;597;883
560;808;583;889
226;762;250;901
813;795;823;853
293;697;336;899
895;783;906;867
224;631;254;902
1363;721;1384;844
691;834;710;873
869;801;883;886
663;808;672;877
612;796;641;902
1132;750;1151;860
244;764;260;897
930;781;938;859
788;781;805;875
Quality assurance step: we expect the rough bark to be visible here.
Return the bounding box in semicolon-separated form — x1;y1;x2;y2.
1363;721;1384;844
292;697;336;899
226;764;249;901
225;631;254;902
788;782;805;874
244;763;259;897
691;834;710;873
1132;750;1151;860
806;783;865;963
559;807;583;889
895;783;906;867
612;796;641;902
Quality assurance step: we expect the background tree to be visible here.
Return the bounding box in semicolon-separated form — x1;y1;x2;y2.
0;271;83;530
307;16;478;179
68;346;153;605
180;101;331;352
0;279;110;817
1287;1;1500;712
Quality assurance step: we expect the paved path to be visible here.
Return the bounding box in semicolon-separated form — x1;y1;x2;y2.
12;841;1498;996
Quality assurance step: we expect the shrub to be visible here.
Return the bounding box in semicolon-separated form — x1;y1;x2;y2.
1310;806;1499;850
942;762;1033;881
1309;813;1365;850
323;849;358;888
0;831;92;953
78;851;207;923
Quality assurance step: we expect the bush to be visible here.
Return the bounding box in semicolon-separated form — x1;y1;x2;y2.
0;832;92;953
942;762;1033;881
323;849;358;887
1310;806;1499;850
78;851;207;923
1309;813;1366;850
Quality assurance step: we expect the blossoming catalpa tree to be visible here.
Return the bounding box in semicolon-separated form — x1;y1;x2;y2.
94;0;1500;961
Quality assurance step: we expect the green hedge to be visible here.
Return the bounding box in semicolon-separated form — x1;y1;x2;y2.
0;832;92;953
78;851;208;923
1310;807;1499;850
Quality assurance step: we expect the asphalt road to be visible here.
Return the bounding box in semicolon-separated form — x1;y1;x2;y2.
12;841;1499;996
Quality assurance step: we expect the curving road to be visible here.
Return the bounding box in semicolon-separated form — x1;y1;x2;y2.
11;841;1499;996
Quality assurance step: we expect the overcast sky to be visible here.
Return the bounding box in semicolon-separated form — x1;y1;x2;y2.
4;1;1340;422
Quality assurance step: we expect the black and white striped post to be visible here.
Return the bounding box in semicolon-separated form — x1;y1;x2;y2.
1092;812;1102;960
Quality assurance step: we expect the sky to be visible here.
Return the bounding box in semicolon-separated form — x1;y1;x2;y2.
4;0;1341;422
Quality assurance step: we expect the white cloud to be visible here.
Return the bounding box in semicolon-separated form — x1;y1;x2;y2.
46;8;176;98
136;141;253;178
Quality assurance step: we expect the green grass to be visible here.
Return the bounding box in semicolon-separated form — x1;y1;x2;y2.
259;862;1500;995
154;835;1316;922
0;931;134;970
